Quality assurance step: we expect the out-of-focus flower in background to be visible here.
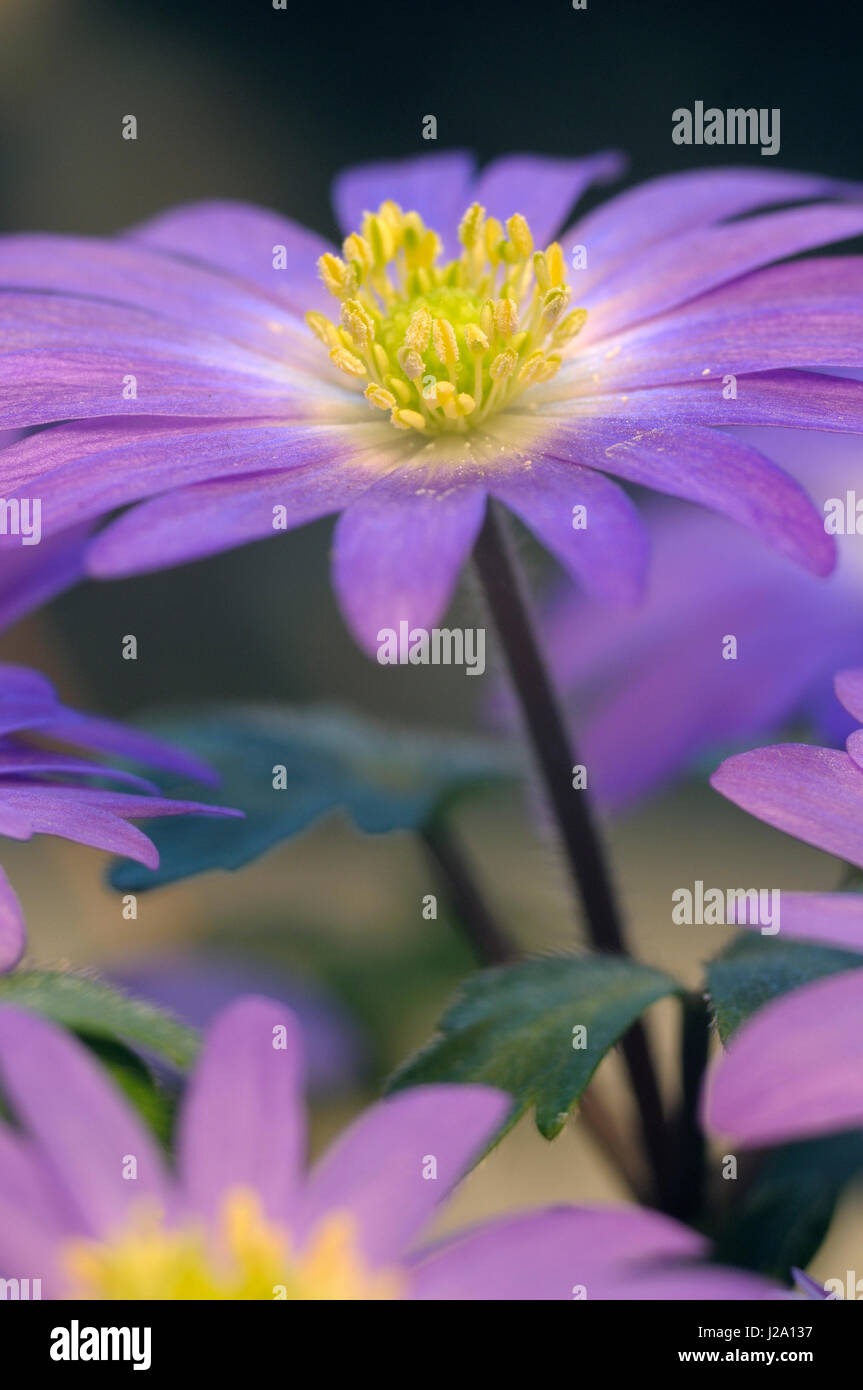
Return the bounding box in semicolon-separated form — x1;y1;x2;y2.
524;429;863;812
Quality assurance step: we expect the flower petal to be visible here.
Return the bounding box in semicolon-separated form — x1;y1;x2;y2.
332;474;487;654
0;417;366;545
733;893;863;953
0;865;25;974
128;200;336;317
0;233;321;360
295;1085;511;1266
490;454;648;604
538;418;834;576
471;151;625;249
703;968;863;1146
0;523;93;634
0;785;241;866
558;258;863;395
581;203;863;341
179;996;306;1226
85;434;386;578
0;1006;168;1235
409;1204;705;1299
562;165;863;296
711;744;863;869
835;668;863;723
534;372;863;433
333;151;476;251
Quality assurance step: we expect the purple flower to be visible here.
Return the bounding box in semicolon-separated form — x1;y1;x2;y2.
0;995;788;1299
706;666;863;953
705;684;863;1146
111;955;366;1094
0;662;240;971
703;968;863;1148
1;154;863;651
528;428;863;811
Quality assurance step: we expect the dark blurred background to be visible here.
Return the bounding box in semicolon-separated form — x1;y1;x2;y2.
1;0;861;1264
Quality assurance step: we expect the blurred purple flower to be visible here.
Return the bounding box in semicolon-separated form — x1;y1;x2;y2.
112;955;365;1095
1;155;862;650
707;666;863;953
703;968;863;1148
0;663;240;971
0;995;788;1299
525;428;863;812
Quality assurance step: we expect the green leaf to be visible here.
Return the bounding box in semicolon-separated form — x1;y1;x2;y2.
387;954;681;1138
706;935;862;1044
78;1035;178;1148
108;704;521;891
712;1131;863;1281
0;970;198;1069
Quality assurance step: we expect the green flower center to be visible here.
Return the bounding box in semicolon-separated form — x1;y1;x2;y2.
306;200;587;435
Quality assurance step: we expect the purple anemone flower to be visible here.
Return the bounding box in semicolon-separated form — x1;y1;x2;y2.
111;955;365;1095
0;662;240;971
1;153;863;651
709;666;863;953
528;428;863;811
0;995;788;1300
703;967;863;1149
705;675;863;1145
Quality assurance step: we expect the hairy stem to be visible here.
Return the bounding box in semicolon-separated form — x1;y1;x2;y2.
422;812;641;1196
421;816;516;966
472;499;670;1208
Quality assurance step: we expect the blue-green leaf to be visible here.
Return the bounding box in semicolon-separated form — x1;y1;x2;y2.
109;704;520;891
387;954;681;1138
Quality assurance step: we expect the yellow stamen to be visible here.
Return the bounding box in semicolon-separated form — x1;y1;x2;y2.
306;199;586;434
61;1191;403;1301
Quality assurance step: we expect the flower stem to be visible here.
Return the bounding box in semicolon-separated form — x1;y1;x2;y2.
422;811;642;1197
472;499;670;1207
421;815;516;966
668;992;710;1222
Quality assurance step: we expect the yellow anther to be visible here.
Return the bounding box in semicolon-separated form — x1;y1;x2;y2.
484;217;504;264
545;242;565;286
397;346;425;380
518;350;547;384
405;305;432;352
378;201;405;237
342;233;372;274
490;349;517;381
329;346;367;377
552;307;588;346
541;285;571;325
506;214;533;258
305;311;340;349
493;297;520;340
318;254;357;300
363;213;396;268
364;384;397;410
308;195;580;436
432;318;459;368
535;353;562;382
458;202;486;249
387;375;412;404
391;408;427;432
340;299;375;351
465;323;489;355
